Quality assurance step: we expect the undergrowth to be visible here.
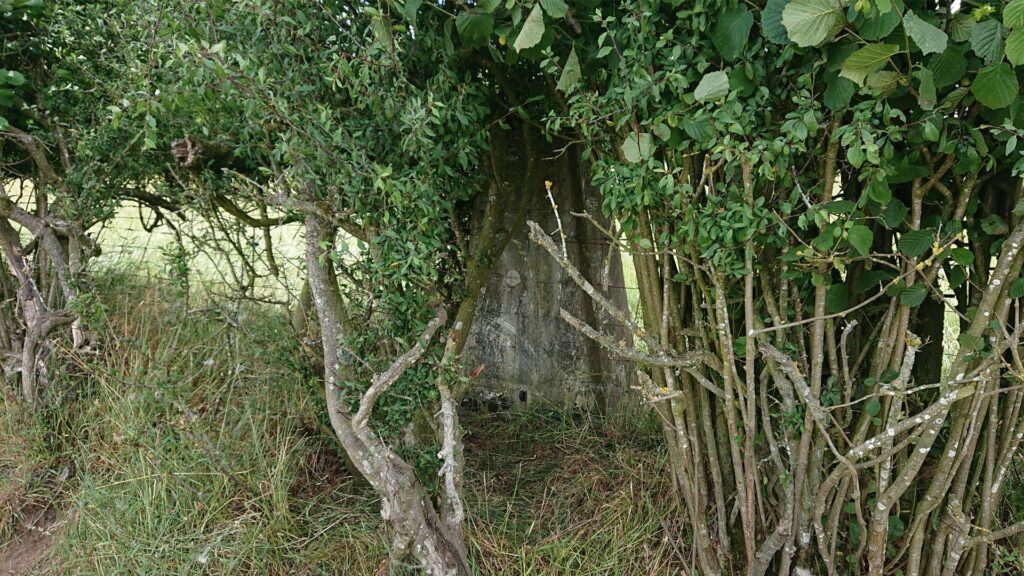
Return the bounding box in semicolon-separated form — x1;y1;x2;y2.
1;272;681;575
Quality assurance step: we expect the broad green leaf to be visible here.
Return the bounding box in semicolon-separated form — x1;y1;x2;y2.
853;2;901;41
903;10;948;55
456;10;494;46
840;43;899;86
762;0;792;44
826;284;849;313
4;70;25;86
713;6;754;60
513;4;545;51
824;73;857;110
863;70;901;95
1010;277;1024;298
621;132;653;163
928;48;966;88
1007;29;1024;65
971;63;1019;108
479;0;501;12
556;46;581;92
783;0;845;47
951;247;974;266
971;19;1005;64
897;228;935;257
848;224;873;256
981;213;1009;235
959;333;985;352
900;284;928;307
915;68;936;109
1005;0;1024;29
538;0;568;18
694;71;731;102
401;0;422;22
866;398;881;416
950;13;975;42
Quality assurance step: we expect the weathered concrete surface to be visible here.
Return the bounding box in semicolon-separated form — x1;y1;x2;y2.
463;141;635;411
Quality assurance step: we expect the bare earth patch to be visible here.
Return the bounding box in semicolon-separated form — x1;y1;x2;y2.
0;506;56;576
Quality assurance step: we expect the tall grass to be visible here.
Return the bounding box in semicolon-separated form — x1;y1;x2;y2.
1;272;680;575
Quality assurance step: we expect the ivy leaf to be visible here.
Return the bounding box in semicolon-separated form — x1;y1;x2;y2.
456;10;494;46
971;63;1019;109
848;224;874;256
1005;0;1024;29
762;0;792;44
513;4;545;51
713;6;754;61
928;48;966;88
782;0;845;47
903;10;948;55
694;71;731;102
971;19;1005;64
1006;29;1024;65
840;43;899;86
538;0;568;18
900;284;928;307
897;228;935;257
556;46;581;93
621;132;653;163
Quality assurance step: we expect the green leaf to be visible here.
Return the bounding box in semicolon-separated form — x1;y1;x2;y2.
621;132;653;163
950;13;975;42
762;0;792;44
853;2;901;41
848;224;874;256
826;284;850;313
1007;29;1024;65
713;6;755;61
1009;277;1024;298
513;3;545;51
971;63;1019;109
694;71;731;102
900;284;928;307
971;19;1005;64
981;213;1009;235
4;70;25;87
556;46;581;93
915;68;936;110
1005;0;1024;29
538;0;568;18
897;228;935;257
866;398;881;416
824;73;857;110
951;247;974;266
840;43;899;86
928;48;967;88
401;0;422;22
782;0;845;47
456;10;494;46
903;10;948;55
958;333;985;352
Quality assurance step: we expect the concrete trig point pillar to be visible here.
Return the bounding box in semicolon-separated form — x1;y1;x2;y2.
463;140;635;412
